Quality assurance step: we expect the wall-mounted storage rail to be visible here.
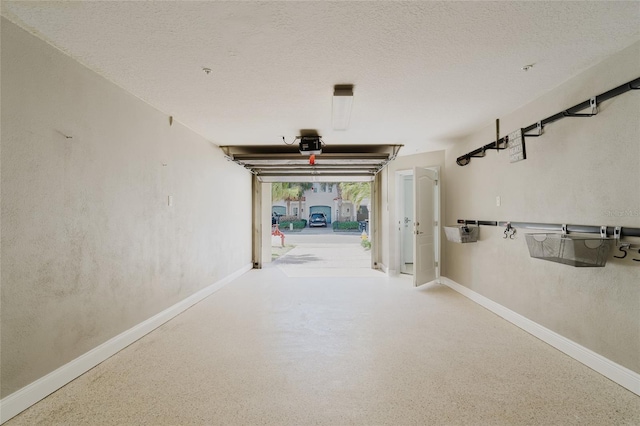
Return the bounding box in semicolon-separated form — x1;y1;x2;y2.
457;220;498;227
509;222;640;238
455;220;640;238
456;77;640;166
455;219;640;264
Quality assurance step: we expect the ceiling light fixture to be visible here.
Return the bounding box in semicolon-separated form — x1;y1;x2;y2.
332;85;354;130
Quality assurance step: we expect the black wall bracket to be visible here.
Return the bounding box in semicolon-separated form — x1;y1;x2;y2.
456;77;640;166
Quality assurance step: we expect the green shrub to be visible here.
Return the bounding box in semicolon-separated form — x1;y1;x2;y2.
277;215;306;230
332;221;359;230
279;220;307;230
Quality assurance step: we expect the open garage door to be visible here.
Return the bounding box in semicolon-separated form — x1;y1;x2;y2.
309;205;332;223
220;144;401;183
225;144;401;272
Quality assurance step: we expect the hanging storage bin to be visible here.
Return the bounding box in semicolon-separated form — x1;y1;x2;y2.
444;226;479;243
524;233;613;267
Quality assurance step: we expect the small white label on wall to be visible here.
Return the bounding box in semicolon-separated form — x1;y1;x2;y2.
168;195;173;207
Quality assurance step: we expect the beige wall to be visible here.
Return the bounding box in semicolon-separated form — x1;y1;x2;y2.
444;41;640;373
379;151;446;274
1;19;253;397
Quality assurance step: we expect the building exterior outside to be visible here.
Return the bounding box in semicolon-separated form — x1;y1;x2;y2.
272;183;369;224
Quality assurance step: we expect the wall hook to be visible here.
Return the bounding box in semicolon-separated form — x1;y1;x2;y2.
614;227;621;242
563;97;598;117
470;148;486;158
504;222;516;239
600;226;607;238
524;121;543;138
456;155;471;166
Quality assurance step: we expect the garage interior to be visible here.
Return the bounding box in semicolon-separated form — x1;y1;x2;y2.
1;2;639;424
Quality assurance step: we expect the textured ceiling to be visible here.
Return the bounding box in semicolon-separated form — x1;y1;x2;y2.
2;1;639;156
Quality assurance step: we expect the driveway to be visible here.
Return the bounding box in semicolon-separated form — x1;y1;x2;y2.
279;224;359;234
282;228;362;244
272;229;380;278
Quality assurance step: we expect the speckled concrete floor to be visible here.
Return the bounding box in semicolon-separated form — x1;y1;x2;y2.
7;266;640;425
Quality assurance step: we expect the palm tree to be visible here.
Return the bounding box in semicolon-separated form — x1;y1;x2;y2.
293;183;313;218
271;183;298;202
271;182;313;218
339;182;371;220
271;183;299;216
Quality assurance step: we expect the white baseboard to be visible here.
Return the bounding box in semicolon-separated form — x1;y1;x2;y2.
440;277;640;396
376;263;400;277
0;263;253;424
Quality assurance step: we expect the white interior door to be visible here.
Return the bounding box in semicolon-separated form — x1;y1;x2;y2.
413;167;438;287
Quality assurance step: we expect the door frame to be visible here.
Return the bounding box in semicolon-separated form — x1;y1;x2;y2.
252;176;263;269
